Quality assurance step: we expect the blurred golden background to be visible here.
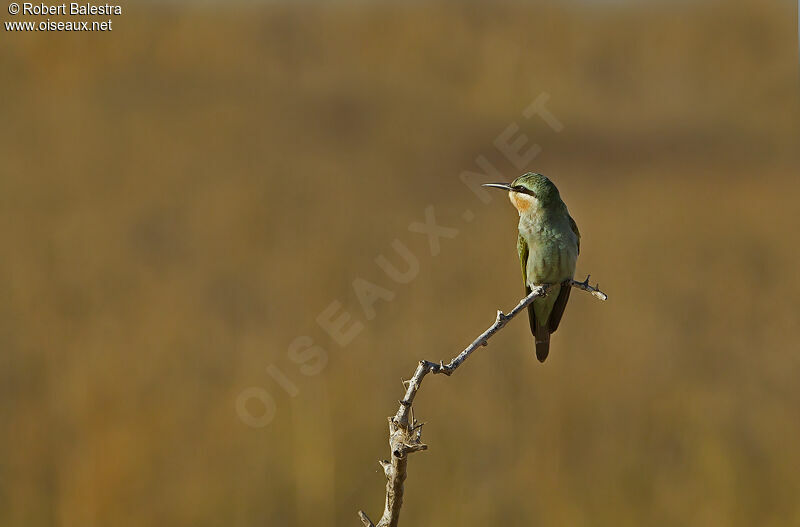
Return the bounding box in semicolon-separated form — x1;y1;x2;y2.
1;0;799;525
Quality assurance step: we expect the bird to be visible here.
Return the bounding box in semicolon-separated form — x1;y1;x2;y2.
483;173;580;362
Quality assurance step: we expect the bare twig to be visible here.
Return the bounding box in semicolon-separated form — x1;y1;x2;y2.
358;510;375;527
358;277;606;527
570;274;608;301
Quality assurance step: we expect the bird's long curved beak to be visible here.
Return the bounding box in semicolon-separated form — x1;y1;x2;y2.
482;183;513;191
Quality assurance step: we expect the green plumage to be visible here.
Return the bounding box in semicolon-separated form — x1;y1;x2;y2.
511;173;580;362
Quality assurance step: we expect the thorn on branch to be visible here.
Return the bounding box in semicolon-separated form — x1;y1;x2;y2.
394;442;428;457
358;510;375;527
571;274;608;301
379;459;393;478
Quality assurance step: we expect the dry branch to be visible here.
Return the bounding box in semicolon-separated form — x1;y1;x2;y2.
358;276;607;527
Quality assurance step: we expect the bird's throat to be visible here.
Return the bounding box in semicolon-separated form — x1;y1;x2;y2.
508;191;538;216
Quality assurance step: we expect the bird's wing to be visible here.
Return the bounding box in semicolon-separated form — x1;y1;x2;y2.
550;214;580;334
517;234;538;338
569;214;581;255
517;232;529;284
548;282;571;333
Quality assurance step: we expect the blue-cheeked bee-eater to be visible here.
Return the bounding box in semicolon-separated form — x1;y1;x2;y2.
483;173;580;362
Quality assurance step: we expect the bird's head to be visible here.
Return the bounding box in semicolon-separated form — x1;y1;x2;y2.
482;173;560;216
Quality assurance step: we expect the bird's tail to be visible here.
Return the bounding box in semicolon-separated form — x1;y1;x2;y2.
526;289;551;362
534;327;550;363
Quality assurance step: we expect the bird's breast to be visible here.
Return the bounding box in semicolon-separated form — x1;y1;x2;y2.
519;216;578;286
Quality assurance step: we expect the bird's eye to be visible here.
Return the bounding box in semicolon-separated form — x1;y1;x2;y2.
514;185;526;192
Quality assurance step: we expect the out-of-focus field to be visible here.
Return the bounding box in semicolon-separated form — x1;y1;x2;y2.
1;1;799;526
